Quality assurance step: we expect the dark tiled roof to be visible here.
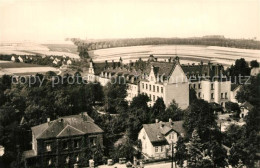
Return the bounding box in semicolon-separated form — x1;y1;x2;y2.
231;84;241;91
241;101;254;111
31;113;103;140
144;62;177;77
143;120;185;145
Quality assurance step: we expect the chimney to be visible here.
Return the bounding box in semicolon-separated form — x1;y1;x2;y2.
155;119;159;123
159;121;164;128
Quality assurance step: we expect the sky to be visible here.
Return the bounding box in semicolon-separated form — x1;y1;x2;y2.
0;0;259;43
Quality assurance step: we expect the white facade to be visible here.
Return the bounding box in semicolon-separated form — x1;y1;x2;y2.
126;83;139;102
191;80;231;108
139;63;189;109
138;121;182;159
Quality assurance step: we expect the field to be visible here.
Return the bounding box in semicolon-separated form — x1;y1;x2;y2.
0;42;80;59
0;61;59;76
90;45;260;67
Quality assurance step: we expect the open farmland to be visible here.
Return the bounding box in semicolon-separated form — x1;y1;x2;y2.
0;61;59;76
0;42;80;59
90;45;260;67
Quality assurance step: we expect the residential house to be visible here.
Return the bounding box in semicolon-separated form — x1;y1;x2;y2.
22;113;104;168
138;119;185;159
11;56;16;62
250;67;260;76
18;56;24;62
240;101;254;118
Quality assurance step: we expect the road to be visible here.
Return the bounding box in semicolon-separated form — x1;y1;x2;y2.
98;162;177;168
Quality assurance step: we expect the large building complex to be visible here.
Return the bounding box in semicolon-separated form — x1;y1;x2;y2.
85;55;231;109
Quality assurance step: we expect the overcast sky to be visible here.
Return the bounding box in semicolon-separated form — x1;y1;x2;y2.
0;0;259;43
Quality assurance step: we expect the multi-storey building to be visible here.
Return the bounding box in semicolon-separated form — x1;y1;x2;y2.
22;113;104;168
86;55;231;109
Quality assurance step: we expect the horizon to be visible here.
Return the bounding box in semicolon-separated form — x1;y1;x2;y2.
0;0;260;43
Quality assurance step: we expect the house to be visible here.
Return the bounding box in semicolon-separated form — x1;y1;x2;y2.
240;101;254;118
11;56;16;62
22;113;104;168
138;119;185;159
67;59;72;65
18;56;24;62
250;67;260;76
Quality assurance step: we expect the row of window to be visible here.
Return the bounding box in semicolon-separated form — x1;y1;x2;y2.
155;146;164;153
221;92;228;99
47;155;80;166
45;137;97;152
189;83;202;89
142;83;164;94
148;94;161;102
210;92;228;100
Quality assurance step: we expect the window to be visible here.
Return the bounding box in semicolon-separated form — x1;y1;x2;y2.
149;85;151;91
146;84;148;90
211;93;214;99
221;102;223;107
90;137;97;146
225;92;227;99
157;86;159;92
161;87;163;93
198;84;201;89
66;156;69;164
149;94;151;99
221;93;223;99
46;144;51;152
153;95;155;101
153;85;155;92
161;146;164;152
155;147;158;152
198;92;201;98
62;141;68;150
74;139;80;148
142;83;144;89
193;84;196;89
211;83;214;90
48;159;52;166
76;155;79;162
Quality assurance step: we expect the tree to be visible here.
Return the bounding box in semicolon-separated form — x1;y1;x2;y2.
236;75;260;105
175;136;187;167
210;141;227;167
229;58;250;83
151;97;165;121
159;100;184;121
250;60;259;68
187;129;204;168
184;99;217;141
103;81;127;113
189;88;197;103
225;101;240;117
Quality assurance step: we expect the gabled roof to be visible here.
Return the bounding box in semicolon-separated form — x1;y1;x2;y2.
143;120;185;146
231;84;241;91
144;62;177;77
31;113;103;140
241;101;254;111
